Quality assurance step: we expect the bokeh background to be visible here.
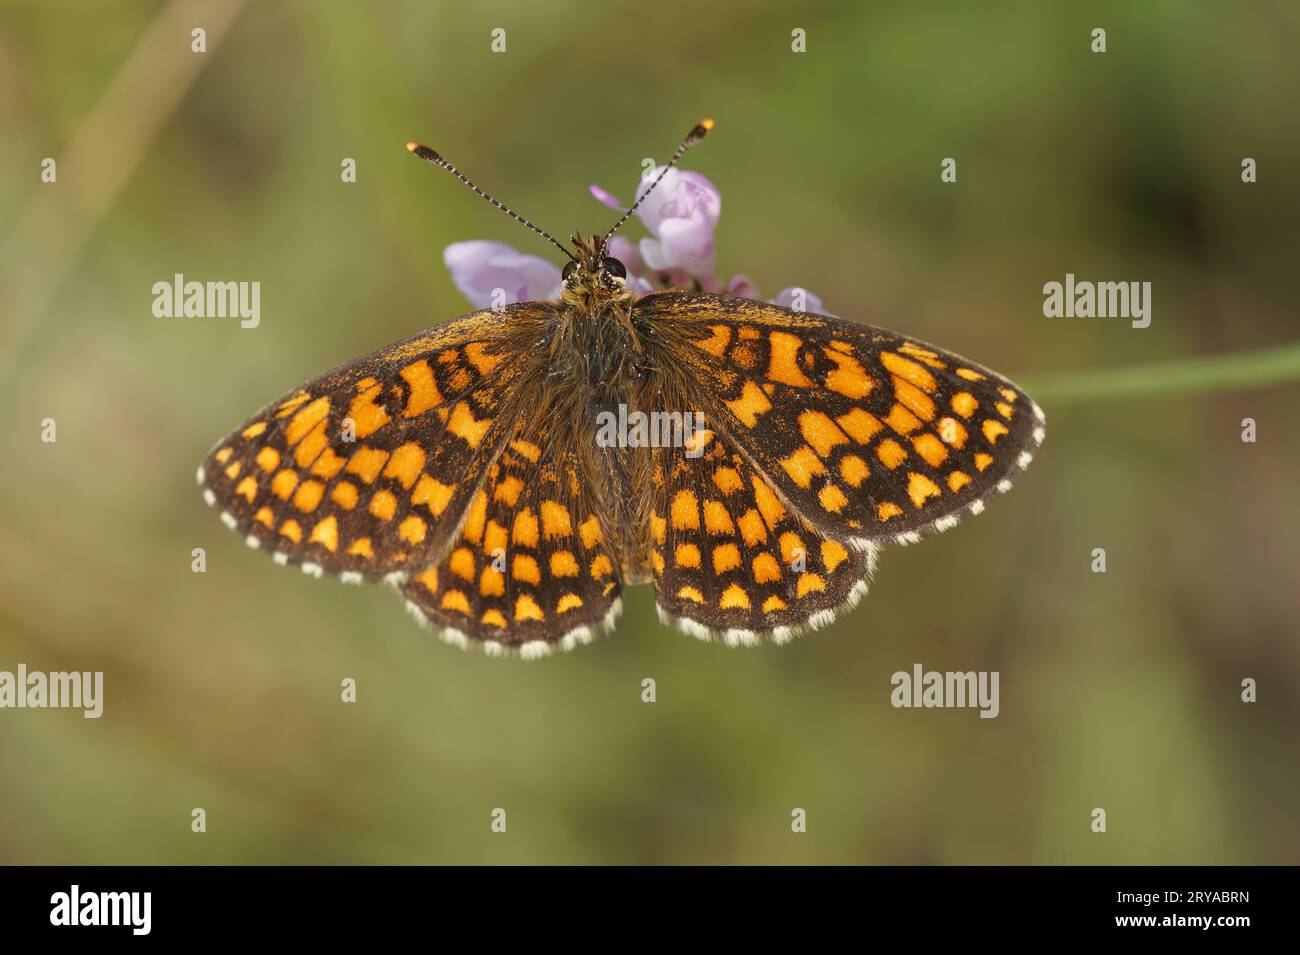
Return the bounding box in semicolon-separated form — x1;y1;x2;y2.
2;0;1298;865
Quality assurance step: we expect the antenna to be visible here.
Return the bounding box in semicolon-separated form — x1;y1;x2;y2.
406;141;576;261
602;118;714;244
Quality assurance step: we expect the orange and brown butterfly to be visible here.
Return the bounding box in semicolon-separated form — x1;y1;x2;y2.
198;119;1044;658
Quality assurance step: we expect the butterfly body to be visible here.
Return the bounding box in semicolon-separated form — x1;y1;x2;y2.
200;127;1044;657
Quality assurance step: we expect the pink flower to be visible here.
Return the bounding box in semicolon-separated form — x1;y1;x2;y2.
444;241;562;310
444;174;825;312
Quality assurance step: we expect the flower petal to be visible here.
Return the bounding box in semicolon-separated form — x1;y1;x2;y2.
769;286;826;315
443;240;562;309
589;184;624;211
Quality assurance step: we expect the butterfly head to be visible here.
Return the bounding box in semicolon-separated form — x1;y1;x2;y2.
559;233;630;307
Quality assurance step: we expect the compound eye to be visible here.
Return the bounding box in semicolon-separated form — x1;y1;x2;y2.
562;259;578;281
602;257;627;279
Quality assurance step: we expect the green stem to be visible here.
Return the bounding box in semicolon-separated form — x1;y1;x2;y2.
1017;340;1300;404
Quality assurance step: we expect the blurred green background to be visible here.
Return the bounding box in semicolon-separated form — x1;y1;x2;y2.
1;0;1298;865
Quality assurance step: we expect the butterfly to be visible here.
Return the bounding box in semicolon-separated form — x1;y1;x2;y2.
199;119;1044;658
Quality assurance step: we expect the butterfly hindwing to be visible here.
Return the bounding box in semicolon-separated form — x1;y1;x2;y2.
636;292;1045;549
400;424;624;656
198;303;552;580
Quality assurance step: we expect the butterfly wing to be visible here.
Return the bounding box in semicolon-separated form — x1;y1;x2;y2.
635;292;1045;550
399;422;624;657
647;430;875;644
198;302;553;581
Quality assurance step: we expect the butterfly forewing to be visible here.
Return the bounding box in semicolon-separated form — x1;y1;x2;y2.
198;303;552;579
636;292;1045;549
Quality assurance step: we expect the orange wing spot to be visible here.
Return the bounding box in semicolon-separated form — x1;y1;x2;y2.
999;387;1018;403
412;474;455;517
840;454;870;487
480;566;504;597
483;520;508;556
369;489;397;521
837;407;885;444
591;554;614;578
292;420;329;469
937;417;968;448
399;360;442;417
271;469;299;499
880;352;937;392
731;343;757;368
720;583;751;610
285;397;330;446
242;421;267;439
767;330;814;387
780;444;827;489
510;439;542;463
737;509;768;546
448;546;475;581
818;483;849;513
703;500;735;535
956;367;985;381
464;341;503;375
762;595;788;613
398;515;427;545
749;480;783;530
383;442;426;490
878;502;903;521
513;554;541;585
951;392;979;418
797;573;826;597
214;447;233;465
310;447;347;479
675;543;701;568
415;566;438;593
579;515;603;549
975;452;994;472
694;324;732;357
293;480;325;513
725;379;773;428
448;367;471;391
738;326;760;340
899;342;947;369
279;519;303;542
309;515;339;552
907;472;942;508
550;550;580;577
779;531;805;565
440;589;471;615
670;490;700;530
912;433;949;467
821;539;849;573
712;467;744;495
345;446;389;484
650;512;667;545
224;461;242;480
712;542;741;574
347;537;374;558
677;586;705;604
982;419;1010;444
436;349;459;365
254;506;274;527
481;608;508;628
463;490;488;544
948;471;972;492
893;377;936;421
494;474;524;506
799;410;851;458
995;402;1015;420
752;552;782;584
822;348;874;399
556;593;584;614
347;383;390;439
540;500;572;538
275;391;310;418
447;401;491;449
884;403;922;435
235;476;257;503
876;438;909;469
